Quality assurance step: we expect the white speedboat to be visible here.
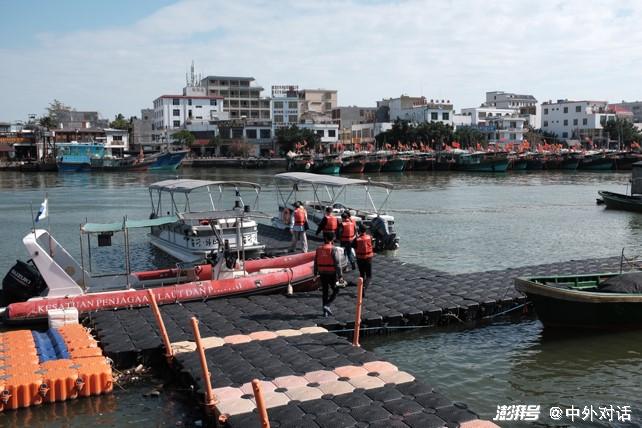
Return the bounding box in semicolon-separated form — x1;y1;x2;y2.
148;179;266;262
272;172;399;250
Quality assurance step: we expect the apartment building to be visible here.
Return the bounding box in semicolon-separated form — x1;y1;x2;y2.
271;85;299;130
201;75;271;121
609;101;642;122
299;89;337;123
541;100;616;141
483;91;540;129
384;96;453;125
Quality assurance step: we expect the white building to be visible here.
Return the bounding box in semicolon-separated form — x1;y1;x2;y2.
460;107;517;126
104;128;129;155
541;100;616;141
299;123;339;145
482;91;540;129
152;93;225;141
485;117;526;146
299;89;337;123
386;96;453;125
271;85;299;130
351;122;393;147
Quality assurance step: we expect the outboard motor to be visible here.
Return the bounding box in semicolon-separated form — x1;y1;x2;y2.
370;216;399;251
2;260;47;304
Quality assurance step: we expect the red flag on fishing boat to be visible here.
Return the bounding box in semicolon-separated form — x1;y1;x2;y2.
452;142;460;149
476;143;482;151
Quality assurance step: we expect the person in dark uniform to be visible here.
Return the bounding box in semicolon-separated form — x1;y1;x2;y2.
337;210;357;270
314;231;343;317
354;223;374;295
315;206;338;237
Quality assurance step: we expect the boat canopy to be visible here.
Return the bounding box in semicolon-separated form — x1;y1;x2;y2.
274;172;393;189
149;179;261;193
81;216;178;233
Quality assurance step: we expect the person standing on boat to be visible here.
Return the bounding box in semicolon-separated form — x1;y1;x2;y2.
289;201;308;253
314;231;343;317
354;223;374;295
315;206;338;237
337;211;357;270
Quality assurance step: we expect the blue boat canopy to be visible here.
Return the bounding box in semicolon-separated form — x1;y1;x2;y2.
81;215;178;233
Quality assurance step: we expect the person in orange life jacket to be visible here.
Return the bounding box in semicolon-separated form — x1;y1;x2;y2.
314;231;343;317
315;206;338;237
353;223;374;294
289;201;308;253
337;210;357;270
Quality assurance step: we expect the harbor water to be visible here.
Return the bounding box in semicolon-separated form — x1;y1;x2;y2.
1;168;641;426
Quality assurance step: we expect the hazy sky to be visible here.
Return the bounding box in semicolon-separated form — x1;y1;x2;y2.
1;0;641;122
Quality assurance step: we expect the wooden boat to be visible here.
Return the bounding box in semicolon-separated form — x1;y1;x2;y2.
339;152;365;174
578;151;614;171
363;155;386;172
89;156;155;172
434;152;457;171
614;152;642;170
312;154;341;175
455;151;509;172
598;162;642;212
381;154;406;172
524;153;545;170
286;153;314;172
515;272;642;328
1;228;315;322
412;153;435;171
508;155;527;170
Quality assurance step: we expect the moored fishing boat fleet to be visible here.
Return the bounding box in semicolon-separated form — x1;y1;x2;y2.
287;148;642;173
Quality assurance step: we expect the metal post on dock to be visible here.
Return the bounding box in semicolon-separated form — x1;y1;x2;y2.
352;277;364;347
147;290;173;362
251;379;271;428
190;317;218;411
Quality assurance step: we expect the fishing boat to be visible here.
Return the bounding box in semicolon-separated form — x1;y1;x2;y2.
272;172;399;251
381;153;406;172
508;154;527;171
148;179;266;262
312;154;342;175
434;151;458;171
0;226;315;323
578;151;614;171
339;152;365;174
147;149;189;170
363;153;387;172
614;152;642;170
515;271;642;328
241;156;267;169
286;153;314;171
597;161;642;212
412;152;435;171
455;151;509;172
524;153;545;170
56;142;106;172
89;155;155;172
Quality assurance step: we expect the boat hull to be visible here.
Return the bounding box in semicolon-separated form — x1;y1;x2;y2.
598;190;642;213
313;163;341;175
515;276;642;328
340;161;365;174
363;160;384;172
149;151;188;170
4;252;315;322
579;157;614;171
456;160;509;172
381;159;405;172
510;159;528;170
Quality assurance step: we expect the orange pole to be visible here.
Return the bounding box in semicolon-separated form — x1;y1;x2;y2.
191;317;218;411
147;290;173;361
352;277;364;347
251;379;271;428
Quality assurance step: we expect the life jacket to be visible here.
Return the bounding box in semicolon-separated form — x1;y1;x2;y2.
340;219;356;242
324;214;338;232
293;207;306;226
356;233;374;260
316;243;336;273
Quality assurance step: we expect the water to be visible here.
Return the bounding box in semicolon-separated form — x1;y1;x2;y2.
1;168;641;426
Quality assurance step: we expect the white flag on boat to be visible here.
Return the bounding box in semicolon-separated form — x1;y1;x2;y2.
35;197;48;223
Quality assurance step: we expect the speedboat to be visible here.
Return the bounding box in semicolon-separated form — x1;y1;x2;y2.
271;172;399;251
0;222;315;323
148;179;266;262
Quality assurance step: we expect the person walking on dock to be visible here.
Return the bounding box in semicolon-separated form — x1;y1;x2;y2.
315;206;338;237
289;201;308;253
314;231;343;317
354;223;374;295
338;210;357;270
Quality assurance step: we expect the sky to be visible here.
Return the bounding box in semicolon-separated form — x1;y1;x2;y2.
1;0;641;122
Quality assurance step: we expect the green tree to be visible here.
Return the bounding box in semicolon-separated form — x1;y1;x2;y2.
453;126;487;149
275;125;320;153
602;118;642;147
171;130;195;147
110;113;130;130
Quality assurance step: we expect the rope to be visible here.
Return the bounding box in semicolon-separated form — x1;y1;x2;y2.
328;324;436;334
482;302;529;320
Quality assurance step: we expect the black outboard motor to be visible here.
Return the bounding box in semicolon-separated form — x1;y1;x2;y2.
370;216;399;251
2;260;47;304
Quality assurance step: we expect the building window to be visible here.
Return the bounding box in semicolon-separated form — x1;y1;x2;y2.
288;101;297;109
246;129;257;139
510;133;516;140
172;99;179;106
328;130;336;137
583;118;588;125
112;135;123;141
274;115;284;123
442;112;449;120
563;119;568;126
173;120;180;127
510;121;516;128
316;130;324;137
562;132;568;138
173;109;180;116
563;107;568;113
273;101;283;109
210;99;217;106
543;121;548;127
544;108;548;115
260;129;271;139
188;99;192;106
430;112;438;120
573;118;578;126
575;105;581;112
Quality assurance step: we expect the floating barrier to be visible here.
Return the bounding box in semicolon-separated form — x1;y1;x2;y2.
0;324;112;411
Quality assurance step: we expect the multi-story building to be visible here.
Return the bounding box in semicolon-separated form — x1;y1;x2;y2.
52;127;129;156
350;122;393;148
485;116;526;146
52;110;109;129
299;123;339;146
299;89;337;123
131;109;153;151
609;101;641;122
483;91;540;129
460;107;515;126
152;93;225;142
332;106;376;143
384;96;453;125
271;85;299;130
201;75;271;121
541;100;616;141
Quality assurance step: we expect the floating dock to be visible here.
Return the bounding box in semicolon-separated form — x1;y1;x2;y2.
0;324;113;412
90;225;621;426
